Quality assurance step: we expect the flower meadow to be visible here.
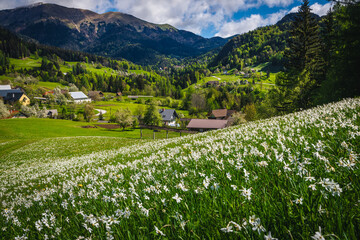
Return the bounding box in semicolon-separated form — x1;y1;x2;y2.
1;98;360;239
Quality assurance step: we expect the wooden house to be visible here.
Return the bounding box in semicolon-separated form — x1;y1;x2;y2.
187;119;228;132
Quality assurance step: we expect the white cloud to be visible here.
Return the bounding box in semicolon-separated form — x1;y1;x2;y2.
0;1;332;37
262;0;294;8
215;2;333;38
0;0;295;36
311;2;333;16
215;10;287;38
289;5;300;13
290;2;333;16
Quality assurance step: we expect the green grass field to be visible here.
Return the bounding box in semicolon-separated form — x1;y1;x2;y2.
0;118;187;162
0;98;359;239
10;57;42;70
93;100;189;118
38;81;66;89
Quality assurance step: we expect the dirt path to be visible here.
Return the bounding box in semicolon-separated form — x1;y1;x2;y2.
95;109;107;116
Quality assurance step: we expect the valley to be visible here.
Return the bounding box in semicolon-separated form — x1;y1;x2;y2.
0;1;359;239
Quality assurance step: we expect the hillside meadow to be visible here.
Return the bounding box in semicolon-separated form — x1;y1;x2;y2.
0;98;360;239
0;118;185;161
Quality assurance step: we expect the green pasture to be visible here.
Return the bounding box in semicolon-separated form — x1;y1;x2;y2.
38;81;66;89
0;118;188;162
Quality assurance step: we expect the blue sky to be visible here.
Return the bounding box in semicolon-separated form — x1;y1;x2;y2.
0;0;333;38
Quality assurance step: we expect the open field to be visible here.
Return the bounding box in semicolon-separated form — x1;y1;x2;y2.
10;57;41;70
38;81;66;89
93;100;189;118
0;118;187;162
0;98;359;239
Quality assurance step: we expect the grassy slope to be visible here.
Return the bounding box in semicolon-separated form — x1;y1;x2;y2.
38;81;66;89
0;118;186;162
9;57;148;78
0;98;359;239
93;100;189;117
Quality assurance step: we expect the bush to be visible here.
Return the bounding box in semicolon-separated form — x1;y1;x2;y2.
0;99;10;119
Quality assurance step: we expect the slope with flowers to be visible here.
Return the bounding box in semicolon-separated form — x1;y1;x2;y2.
1;98;360;239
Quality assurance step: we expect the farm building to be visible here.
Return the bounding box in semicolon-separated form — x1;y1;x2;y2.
159;109;179;126
208;109;236;120
0;88;30;106
69;92;91;103
187;119;228;132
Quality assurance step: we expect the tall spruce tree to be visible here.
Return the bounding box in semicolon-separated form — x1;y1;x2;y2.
318;1;360;102
275;0;324;112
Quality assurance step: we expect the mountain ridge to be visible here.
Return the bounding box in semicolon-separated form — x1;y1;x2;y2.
0;3;228;64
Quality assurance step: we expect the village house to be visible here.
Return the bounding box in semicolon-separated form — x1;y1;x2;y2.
208;109;236;120
187;119;228;132
0;88;30;106
69;91;91;103
159;109;179;126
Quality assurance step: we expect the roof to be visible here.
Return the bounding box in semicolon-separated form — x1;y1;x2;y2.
159;109;178;121
211;109;228;118
187;119;228;129
0;85;11;90
210;109;237;119
69;91;89;100
0;89;24;101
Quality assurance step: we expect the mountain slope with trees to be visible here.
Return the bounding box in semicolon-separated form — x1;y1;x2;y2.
209;13;321;71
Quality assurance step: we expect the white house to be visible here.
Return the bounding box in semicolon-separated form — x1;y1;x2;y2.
69;91;91;103
159;109;178;126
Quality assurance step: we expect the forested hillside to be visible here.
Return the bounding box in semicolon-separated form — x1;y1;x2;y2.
209;13;320;71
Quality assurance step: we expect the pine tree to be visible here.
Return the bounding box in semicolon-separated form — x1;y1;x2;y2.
276;0;324;112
